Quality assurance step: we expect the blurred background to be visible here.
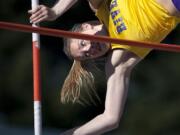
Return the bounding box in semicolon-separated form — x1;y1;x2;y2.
0;0;180;135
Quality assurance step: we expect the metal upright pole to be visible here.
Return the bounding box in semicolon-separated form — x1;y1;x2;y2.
31;0;42;135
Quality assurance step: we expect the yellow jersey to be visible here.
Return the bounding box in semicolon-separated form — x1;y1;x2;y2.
96;0;179;58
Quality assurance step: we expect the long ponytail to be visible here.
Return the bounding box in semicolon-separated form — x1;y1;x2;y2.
61;60;101;105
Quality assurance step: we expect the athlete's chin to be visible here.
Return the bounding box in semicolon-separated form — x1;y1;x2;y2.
92;52;107;59
101;43;110;52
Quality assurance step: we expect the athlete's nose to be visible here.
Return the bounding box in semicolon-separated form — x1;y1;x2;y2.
82;43;91;52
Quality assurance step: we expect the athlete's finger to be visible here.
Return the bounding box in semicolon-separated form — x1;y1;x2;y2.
30;9;42;21
32;15;49;24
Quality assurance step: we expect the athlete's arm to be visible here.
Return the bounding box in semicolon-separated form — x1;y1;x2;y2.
61;51;125;135
88;0;104;12
61;50;141;135
52;0;78;18
28;0;78;23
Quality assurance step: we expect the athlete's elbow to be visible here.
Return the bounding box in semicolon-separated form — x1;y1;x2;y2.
103;114;120;130
108;117;119;129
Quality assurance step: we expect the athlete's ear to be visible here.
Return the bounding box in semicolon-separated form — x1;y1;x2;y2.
81;23;92;30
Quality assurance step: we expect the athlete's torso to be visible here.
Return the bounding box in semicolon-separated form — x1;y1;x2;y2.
96;0;179;57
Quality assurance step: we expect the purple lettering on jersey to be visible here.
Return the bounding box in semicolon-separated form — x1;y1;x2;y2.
113;17;123;25
110;0;118;10
116;23;127;34
110;0;127;34
111;10;120;19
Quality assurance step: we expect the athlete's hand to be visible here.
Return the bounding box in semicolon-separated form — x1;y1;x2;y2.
28;5;57;24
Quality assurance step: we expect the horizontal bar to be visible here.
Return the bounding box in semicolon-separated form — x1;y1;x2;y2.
0;21;180;52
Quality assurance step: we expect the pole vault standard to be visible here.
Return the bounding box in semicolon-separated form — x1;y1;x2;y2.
31;0;42;135
0;21;180;52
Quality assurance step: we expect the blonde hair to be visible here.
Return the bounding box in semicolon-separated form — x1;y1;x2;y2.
61;23;104;105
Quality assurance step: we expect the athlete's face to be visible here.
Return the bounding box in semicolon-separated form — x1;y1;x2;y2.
69;23;110;60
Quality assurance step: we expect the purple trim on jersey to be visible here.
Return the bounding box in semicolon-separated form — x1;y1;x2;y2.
172;0;180;12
